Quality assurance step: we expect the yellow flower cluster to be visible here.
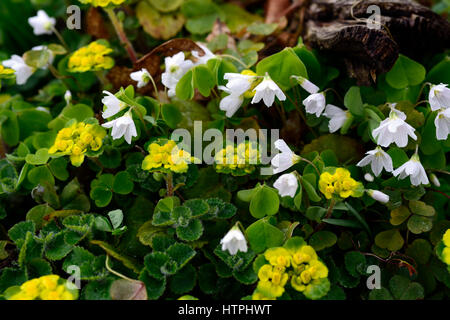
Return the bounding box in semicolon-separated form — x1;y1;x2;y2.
78;0;126;7
142;140;194;174
252;237;330;300
440;229;450;265
215;142;260;176
49;122;106;167
68;41;114;73
7;275;77;300
319;168;363;199
0;65;14;77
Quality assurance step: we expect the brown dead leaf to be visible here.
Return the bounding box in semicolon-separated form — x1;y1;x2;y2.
110;279;147;300
86;7;109;39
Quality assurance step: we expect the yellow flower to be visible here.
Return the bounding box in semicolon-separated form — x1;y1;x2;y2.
256;264;289;298
7;275;77;300
443;229;450;248
264;247;291;270
290;245;318;267
68;41;114;73
443;247;450;265
215;142;260;176
319;168;363;199
0;65;15;76
142;140;194;174
78;0;126;7
49;121;105;167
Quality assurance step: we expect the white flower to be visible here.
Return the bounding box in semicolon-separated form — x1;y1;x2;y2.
429;83;450;111
372;105;417;148
31;45;54;69
101;90;127;119
218;88;244;118
357;146;393;177
392;152;429;186
364;173;374;182
218;73;256;117
220;227;248;255
367;190;390;204
102;112;137;144
251;74;286;107
273;173;298;198
161;52;193;97
435;108;450;140
192;42;216;66
429;173;440;187
293;75;319;94
303;92;326;117
64;90;72;105
2;55;35;85
130;68;151;88
323;104;349;133
28;10;55;36
271;139;301;174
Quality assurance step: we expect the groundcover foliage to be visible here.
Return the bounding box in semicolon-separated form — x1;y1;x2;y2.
0;0;449;301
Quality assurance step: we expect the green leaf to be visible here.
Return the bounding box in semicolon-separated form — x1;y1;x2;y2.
166;242;196;270
176;219;204;241
368;288;393;300
407;214;433;234
247;22;278;35
161;104;182;129
48;157;69;181
25;148;49;165
0;110;19;146
389;275;424;300
8;221;35;247
344;86;364;116
108;209;124;229
183;199;209;218
176;65;215;100
113;171;134;195
63;247;107;280
375;229;404;251
181;0;222;34
300;177;321;202
246;217;285;253
249;185;279;218
28;165;54;186
406;239;432;265
95;216;113;232
256;47;308;91
386;54;426;89
408;200;435;217
344;251;367;277
390;206;411;226
170;264;197;294
45;232;73;261
305;206;327;222
144;252;174;279
139;270;166;300
309;231;337;251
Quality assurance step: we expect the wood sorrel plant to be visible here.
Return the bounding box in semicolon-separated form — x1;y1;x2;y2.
0;0;449;302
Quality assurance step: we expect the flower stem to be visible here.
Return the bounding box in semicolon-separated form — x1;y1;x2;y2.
104;7;137;64
105;255;138;282
218;54;248;69
165;171;174;197
50;26;69;52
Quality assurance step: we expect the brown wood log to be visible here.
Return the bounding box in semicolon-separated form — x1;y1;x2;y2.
303;0;450;85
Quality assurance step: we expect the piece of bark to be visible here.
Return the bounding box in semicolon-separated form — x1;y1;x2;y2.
303;0;450;85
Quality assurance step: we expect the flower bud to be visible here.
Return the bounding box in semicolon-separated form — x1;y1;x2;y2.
430;173;440;187
367;189;389;204
364;173;374;182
